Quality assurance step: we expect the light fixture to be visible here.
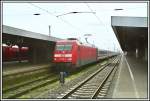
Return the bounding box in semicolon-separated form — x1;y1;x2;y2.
114;8;123;11
33;13;41;15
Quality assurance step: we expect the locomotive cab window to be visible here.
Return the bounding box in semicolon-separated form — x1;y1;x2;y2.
64;45;72;50
56;44;72;50
56;45;64;50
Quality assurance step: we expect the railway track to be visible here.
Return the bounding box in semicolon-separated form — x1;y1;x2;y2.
3;73;54;92
3;73;58;98
57;56;120;99
3;65;58;99
3;66;50;79
2;56;119;99
3;64;52;89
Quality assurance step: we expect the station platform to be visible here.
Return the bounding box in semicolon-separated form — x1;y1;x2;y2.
2;62;51;76
111;55;148;99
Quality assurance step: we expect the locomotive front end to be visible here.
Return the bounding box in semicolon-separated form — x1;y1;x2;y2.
53;44;72;63
53;41;74;71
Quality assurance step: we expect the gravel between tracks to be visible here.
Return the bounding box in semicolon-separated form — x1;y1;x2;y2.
36;61;109;99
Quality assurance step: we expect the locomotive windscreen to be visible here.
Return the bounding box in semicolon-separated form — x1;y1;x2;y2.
56;45;72;50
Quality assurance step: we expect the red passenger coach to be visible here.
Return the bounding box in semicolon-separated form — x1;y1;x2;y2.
2;44;29;62
53;38;98;71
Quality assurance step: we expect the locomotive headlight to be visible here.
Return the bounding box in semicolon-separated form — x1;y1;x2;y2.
54;54;61;57
65;54;72;57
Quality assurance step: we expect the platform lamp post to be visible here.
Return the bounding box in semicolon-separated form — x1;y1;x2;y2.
113;43;115;52
93;40;95;47
48;25;51;36
107;46;109;57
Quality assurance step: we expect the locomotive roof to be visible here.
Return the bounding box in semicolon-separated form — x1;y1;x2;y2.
57;40;96;48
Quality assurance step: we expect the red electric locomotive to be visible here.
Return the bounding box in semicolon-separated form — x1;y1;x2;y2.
53;38;98;71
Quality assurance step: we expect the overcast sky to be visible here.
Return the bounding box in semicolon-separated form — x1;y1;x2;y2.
3;2;148;51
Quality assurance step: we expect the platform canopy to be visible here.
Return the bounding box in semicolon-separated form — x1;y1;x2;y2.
3;25;60;43
2;25;62;63
111;16;148;52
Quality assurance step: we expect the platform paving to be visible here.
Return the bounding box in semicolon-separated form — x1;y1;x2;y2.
112;55;148;99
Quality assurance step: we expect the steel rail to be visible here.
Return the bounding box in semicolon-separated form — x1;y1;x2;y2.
61;56;119;99
91;58;120;98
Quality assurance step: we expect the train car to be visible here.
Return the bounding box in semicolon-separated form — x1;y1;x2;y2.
97;49;118;60
2;44;29;62
2;44;19;61
19;47;29;60
53;38;98;71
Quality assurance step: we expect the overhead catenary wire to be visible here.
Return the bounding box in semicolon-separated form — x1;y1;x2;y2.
85;3;105;26
56;11;96;17
29;3;86;34
85;3;116;51
29;3;56;17
85;3;111;34
29;3;119;50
